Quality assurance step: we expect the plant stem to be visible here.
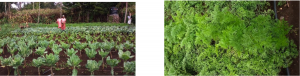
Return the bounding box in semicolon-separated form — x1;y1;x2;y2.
111;67;114;76
17;68;20;76
7;67;9;76
102;57;104;69
51;67;53;76
110;51;112;58
38;67;40;76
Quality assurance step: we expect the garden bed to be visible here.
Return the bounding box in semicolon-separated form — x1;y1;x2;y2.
0;26;136;75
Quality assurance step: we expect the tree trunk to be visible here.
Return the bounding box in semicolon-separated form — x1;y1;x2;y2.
124;2;128;23
5;2;6;15
38;2;40;23
32;2;34;10
8;3;11;13
38;67;40;76
86;11;89;22
60;2;62;18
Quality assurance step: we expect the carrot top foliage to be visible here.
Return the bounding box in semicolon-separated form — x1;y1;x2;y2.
164;1;298;75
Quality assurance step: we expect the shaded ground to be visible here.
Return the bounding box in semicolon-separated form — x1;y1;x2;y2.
269;1;299;75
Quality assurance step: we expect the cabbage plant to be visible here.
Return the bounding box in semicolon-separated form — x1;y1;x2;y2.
123;61;135;75
106;57;120;76
98;49;109;69
65;48;78;57
85;48;97;59
118;50;134;62
32;57;45;76
11;54;24;75
0;56;12;75
44;53;59;76
67;54;82;76
124;41;134;50
86;60;102;75
52;44;62;55
39;40;49;48
35;47;47;56
61;42;70;50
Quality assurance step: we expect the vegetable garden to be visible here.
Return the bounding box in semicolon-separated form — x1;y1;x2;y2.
164;1;299;75
0;23;136;75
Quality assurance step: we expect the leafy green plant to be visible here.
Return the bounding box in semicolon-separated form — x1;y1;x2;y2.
85;60;102;75
27;38;36;49
39;40;49;48
67;54;82;76
52;44;62;55
65;48;78;57
35;47;47;56
124;41;134;50
118;50;134;62
106;57;120;76
85;48;97;59
49;40;55;48
116;44;124;51
32;57;45;76
98;49;110;69
73;41;86;56
18;45;32;66
44;53;59;76
101;40;114;51
86;34;93;42
0;56;12;75
89;42;98;50
11;54;24;75
61;42;70;50
123;61;135;75
164;1;297;75
8;42;18;56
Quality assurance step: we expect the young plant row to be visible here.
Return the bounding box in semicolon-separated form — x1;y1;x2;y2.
0;49;135;76
11;25;135;35
0;36;135;76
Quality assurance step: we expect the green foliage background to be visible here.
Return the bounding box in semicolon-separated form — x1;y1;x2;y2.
164;1;298;75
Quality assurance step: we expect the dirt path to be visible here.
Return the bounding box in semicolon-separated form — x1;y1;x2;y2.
269;1;299;75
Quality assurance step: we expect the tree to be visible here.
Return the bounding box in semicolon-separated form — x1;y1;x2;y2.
38;2;40;23
124;2;128;23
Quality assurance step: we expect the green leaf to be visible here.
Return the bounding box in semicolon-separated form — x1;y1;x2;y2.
35;47;47;56
67;54;82;67
65;48;78;57
85;48;97;59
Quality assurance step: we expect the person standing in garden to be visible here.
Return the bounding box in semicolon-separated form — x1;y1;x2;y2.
61;15;66;31
57;18;62;29
127;13;132;24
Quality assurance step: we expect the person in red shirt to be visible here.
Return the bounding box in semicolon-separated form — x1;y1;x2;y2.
61;15;66;31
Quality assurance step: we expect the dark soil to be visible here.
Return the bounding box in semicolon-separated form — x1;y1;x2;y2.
269;1;299;75
0;33;136;75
